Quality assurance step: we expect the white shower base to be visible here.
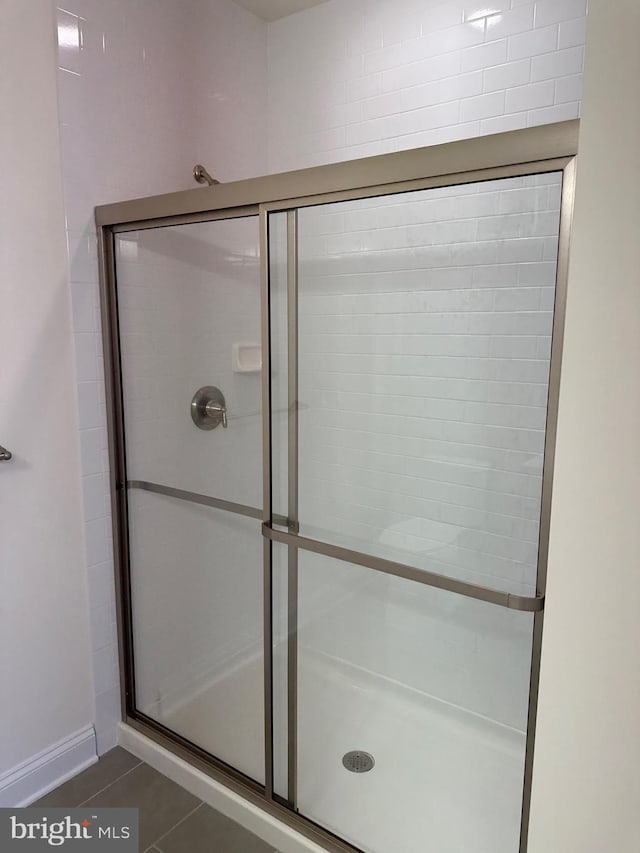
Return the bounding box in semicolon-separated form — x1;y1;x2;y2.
163;651;266;784
297;650;525;853
157;648;525;853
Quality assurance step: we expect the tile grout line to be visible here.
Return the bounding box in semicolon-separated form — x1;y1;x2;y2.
147;801;204;852
77;759;144;807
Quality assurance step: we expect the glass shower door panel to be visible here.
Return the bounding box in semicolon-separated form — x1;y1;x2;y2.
115;216;264;784
116;217;262;507
127;489;264;781
295;551;533;853
295;173;563;596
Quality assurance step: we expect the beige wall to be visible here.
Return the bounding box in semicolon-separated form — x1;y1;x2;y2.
0;0;94;776
529;2;640;851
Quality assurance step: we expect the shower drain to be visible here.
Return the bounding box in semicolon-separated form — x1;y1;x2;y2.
342;751;375;773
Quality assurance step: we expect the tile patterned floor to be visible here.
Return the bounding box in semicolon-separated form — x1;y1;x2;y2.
34;747;277;852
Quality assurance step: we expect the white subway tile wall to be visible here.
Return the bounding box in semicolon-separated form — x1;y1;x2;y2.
267;0;585;171
54;0;586;752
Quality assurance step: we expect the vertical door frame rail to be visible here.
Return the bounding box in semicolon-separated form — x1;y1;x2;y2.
96;120;579;853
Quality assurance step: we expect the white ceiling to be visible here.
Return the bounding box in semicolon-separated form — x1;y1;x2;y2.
233;0;330;23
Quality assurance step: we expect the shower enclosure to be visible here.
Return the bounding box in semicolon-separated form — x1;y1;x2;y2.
97;121;577;853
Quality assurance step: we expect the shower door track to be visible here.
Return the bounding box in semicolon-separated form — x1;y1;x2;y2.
97;120;579;853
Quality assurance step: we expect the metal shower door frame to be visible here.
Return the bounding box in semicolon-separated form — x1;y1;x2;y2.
96;120;579;853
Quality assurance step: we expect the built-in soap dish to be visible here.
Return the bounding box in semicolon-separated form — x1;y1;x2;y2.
232;342;261;373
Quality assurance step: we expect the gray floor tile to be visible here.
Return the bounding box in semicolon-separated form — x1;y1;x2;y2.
82;763;201;851
33;747;141;807
156;803;275;853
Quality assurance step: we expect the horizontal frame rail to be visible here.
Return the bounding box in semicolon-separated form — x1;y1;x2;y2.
110;204;259;234
128;480;288;527
96;120;578;227
262;522;544;613
259;156;572;215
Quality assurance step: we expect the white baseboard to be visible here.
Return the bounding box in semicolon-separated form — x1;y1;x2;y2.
118;723;327;853
0;725;97;807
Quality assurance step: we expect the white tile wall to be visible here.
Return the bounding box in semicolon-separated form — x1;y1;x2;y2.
534;0;588;27
267;0;586;171
54;0;267;753
507;25;558;60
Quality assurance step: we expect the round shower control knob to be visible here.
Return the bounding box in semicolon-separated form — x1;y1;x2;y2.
190;386;228;430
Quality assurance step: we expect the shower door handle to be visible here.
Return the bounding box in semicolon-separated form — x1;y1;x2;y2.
0;445;12;461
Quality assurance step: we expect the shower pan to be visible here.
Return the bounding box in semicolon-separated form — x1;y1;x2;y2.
96;120;578;853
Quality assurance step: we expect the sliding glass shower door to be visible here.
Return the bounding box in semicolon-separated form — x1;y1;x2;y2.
114;215;265;784
102;123;576;853
268;172;563;853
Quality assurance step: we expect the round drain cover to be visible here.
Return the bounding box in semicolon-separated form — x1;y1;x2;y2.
342;751;375;773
